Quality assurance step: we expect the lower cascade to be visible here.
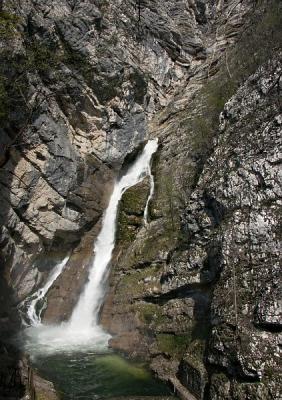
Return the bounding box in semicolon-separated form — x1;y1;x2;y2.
23;139;158;355
21;256;69;326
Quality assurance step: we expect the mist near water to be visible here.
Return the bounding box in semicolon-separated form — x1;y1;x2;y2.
22;139;158;356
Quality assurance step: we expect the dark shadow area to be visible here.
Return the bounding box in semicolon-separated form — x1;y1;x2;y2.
0;257;25;398
0;102;29;398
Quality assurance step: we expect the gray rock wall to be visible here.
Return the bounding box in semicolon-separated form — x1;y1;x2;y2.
0;0;281;399
99;2;282;398
0;0;242;297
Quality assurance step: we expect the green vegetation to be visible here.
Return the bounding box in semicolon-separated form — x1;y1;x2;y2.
127;227;173;268
137;303;165;325
35;394;51;400
117;211;139;243
180;0;282;159
0;10;20;120
169;0;282;237
0;41;60;123
140;303;158;324
120;265;161;297
150;169;182;243
231;1;282;81
120;185;148;215
156;333;191;358
184;339;205;366
0;10;19;39
116;183;148;243
0;10;88;123
61;37;124;103
24;42;62;75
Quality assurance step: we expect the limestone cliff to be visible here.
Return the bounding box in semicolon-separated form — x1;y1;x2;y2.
102;60;282;399
0;0;281;399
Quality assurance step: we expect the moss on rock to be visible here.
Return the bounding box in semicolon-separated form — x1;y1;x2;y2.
116;178;150;243
156;334;192;359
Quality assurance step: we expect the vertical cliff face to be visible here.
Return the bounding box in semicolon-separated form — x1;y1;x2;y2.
168;59;281;399
102;57;282;398
0;0;281;398
100;2;282;399
0;0;252;320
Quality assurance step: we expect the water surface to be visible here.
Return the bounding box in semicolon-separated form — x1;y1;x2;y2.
32;351;171;400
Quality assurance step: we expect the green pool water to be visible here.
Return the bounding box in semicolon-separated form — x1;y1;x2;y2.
32;352;171;399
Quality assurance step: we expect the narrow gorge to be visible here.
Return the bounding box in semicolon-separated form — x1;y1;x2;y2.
0;0;281;399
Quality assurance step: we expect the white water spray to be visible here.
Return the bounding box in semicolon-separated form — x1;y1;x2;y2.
69;139;158;330
23;256;69;326
144;163;155;225
24;139;158;354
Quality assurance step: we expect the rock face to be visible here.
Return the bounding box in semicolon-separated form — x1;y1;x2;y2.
100;3;282;399
178;60;281;399
0;0;281;399
0;0;254;326
103;57;282;399
0;0;251;311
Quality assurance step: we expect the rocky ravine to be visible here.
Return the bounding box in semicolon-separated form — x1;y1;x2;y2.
101;3;282;399
0;0;281;399
102;57;282;399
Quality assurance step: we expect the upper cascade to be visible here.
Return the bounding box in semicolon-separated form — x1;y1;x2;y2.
69;138;159;330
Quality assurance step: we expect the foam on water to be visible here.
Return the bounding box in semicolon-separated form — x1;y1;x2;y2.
24;323;111;356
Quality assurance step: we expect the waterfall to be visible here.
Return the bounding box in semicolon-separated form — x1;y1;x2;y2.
23;256;69;326
69;139;158;331
23;139;158;355
144;163;155;225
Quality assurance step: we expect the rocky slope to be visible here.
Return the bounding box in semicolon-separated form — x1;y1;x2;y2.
0;0;281;399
